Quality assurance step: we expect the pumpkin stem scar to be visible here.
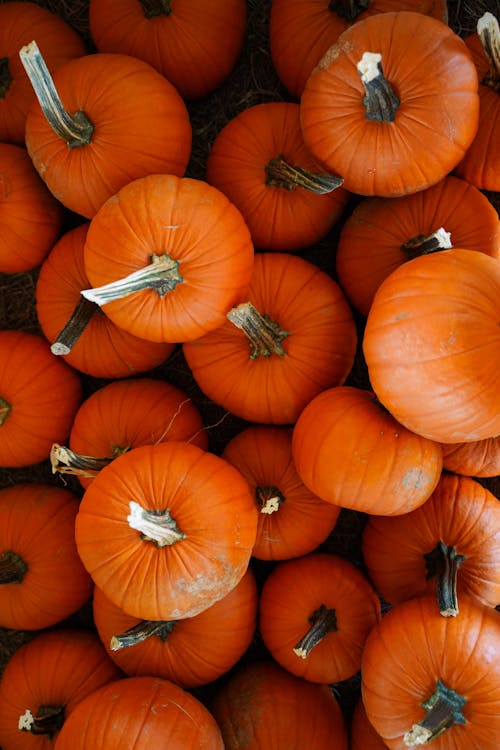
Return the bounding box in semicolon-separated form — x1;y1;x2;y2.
478;12;500;91
404;679;467;746
80;253;184;306
18;705;65;737
127;500;186;547
293;603;338;658
255;485;286;514
0;57;12;98
328;0;371;24
50;296;101;355
0;550;28;583
401;227;452;258
227;302;289;359
265;153;344;193
0;396;11;426
140;0;172;19
357;51;400;122
50;443;115;478
423;540;466;617
19;41;94;148
110;618;177;650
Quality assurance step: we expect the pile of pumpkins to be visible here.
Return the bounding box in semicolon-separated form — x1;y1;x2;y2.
0;1;499;748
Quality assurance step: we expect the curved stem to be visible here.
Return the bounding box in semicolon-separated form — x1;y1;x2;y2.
404;680;467;746
265;154;344;193
0;57;12;98
50;443;122;479
401;227;452;259
227;302;289;359
50;297;101;355
19;41;93;148
255;485;285;515
81;253;183;306
110;619;177;650
328;0;371;23
140;0;172;18
0;396;11;426
293;603;337;658
477;12;500;91
18;706;65;738
423;541;466;617
0;551;28;584
127;500;185;547
358;52;400;122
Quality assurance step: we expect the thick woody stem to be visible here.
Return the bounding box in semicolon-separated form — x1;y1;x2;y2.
0;551;28;584
265;154;344;193
255;485;285;514
18;706;65;737
424;541;466;617
328;0;371;23
19;41;94;147
293;603;337;658
477;12;500;91
127;501;185;547
227;302;289;359
50;443;120;479
110;619;177;650
50;297;101;355
401;227;452;259
140;0;172;18
404;680;467;746
357;52;400;122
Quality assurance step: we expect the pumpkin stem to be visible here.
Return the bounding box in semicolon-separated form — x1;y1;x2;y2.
255;485;286;515
0;551;28;584
127;500;186;547
423;541;466;617
140;0;172;18
328;0;371;23
0;57;12;98
110;618;177;650
50;296;101;355
80;253;184;306
477;12;500;91
401;227;452;259
404;679;467;746
265;154;344;193
227;302;289;359
19;41;94;148
50;443;126;479
357;52;400;122
18;706;65;738
293;603;337;658
0;396;11;426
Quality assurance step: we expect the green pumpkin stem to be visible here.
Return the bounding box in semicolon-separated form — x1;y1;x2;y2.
423;541;466;617
0;57;13;98
265;154;344;193
18;706;65;738
127;501;185;547
0;396;12;426
328;0;371;23
50;443;125;479
477;12;500;91
401;227;452;259
140;0;172;18
50;296;101;356
19;41;94;148
255;485;286;514
358;52;400;122
404;679;467;746
227;302;289;359
0;551;28;584
81;253;184;306
293;603;337;658
110;619;177;650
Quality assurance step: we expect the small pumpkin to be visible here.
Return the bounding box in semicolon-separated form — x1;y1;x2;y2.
441;435;500;478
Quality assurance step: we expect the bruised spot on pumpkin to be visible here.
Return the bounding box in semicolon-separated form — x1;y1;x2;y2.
316;43;343;69
398;467;429;492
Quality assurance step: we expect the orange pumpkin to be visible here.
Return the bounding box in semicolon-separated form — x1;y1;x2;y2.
441;436;500;478
350;698;390;750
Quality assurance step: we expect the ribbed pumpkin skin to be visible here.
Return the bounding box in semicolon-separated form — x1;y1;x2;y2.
36;223;174;378
0;143;63;274
75;442;258;621
0;330;81;467
441;436;500;477
25;54;192;218
361;596;500;749
0;484;92;630
183;252;357;425
270;0;448;100
300;12;479;197
211;659;348;749
52;676;224;750
205;101;350;251
362;473;500;610
89;0;246;100
259;552;381;684
350;699;390;750
222;426;340;560
0;2;86;145
292;386;443;515
92;567;257;688
363;249;500;443
83;174;255;343
0;628;122;750
336;175;500;316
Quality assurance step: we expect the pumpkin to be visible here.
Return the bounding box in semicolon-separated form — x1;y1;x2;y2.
335;175;500;316
50;377;208;490
441;436;500;478
454;13;500;192
20;44;192;218
269;0;448;100
80;174;254;343
221;425;340;560
52;676;224;750
74;441;258;620
210;658;348;749
35;223;175;378
362;248;500;443
0;483;92;631
259;551;381;683
300;11;480;196
291;385;443;515
92;567;257;688
0;143;63;274
89;0;247;100
350;698;390;750
362;472;500;616
0;1;86;145
0;330;81;468
205;101;349;251
183;252;357;424
0;628;121;750
361;595;500;749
